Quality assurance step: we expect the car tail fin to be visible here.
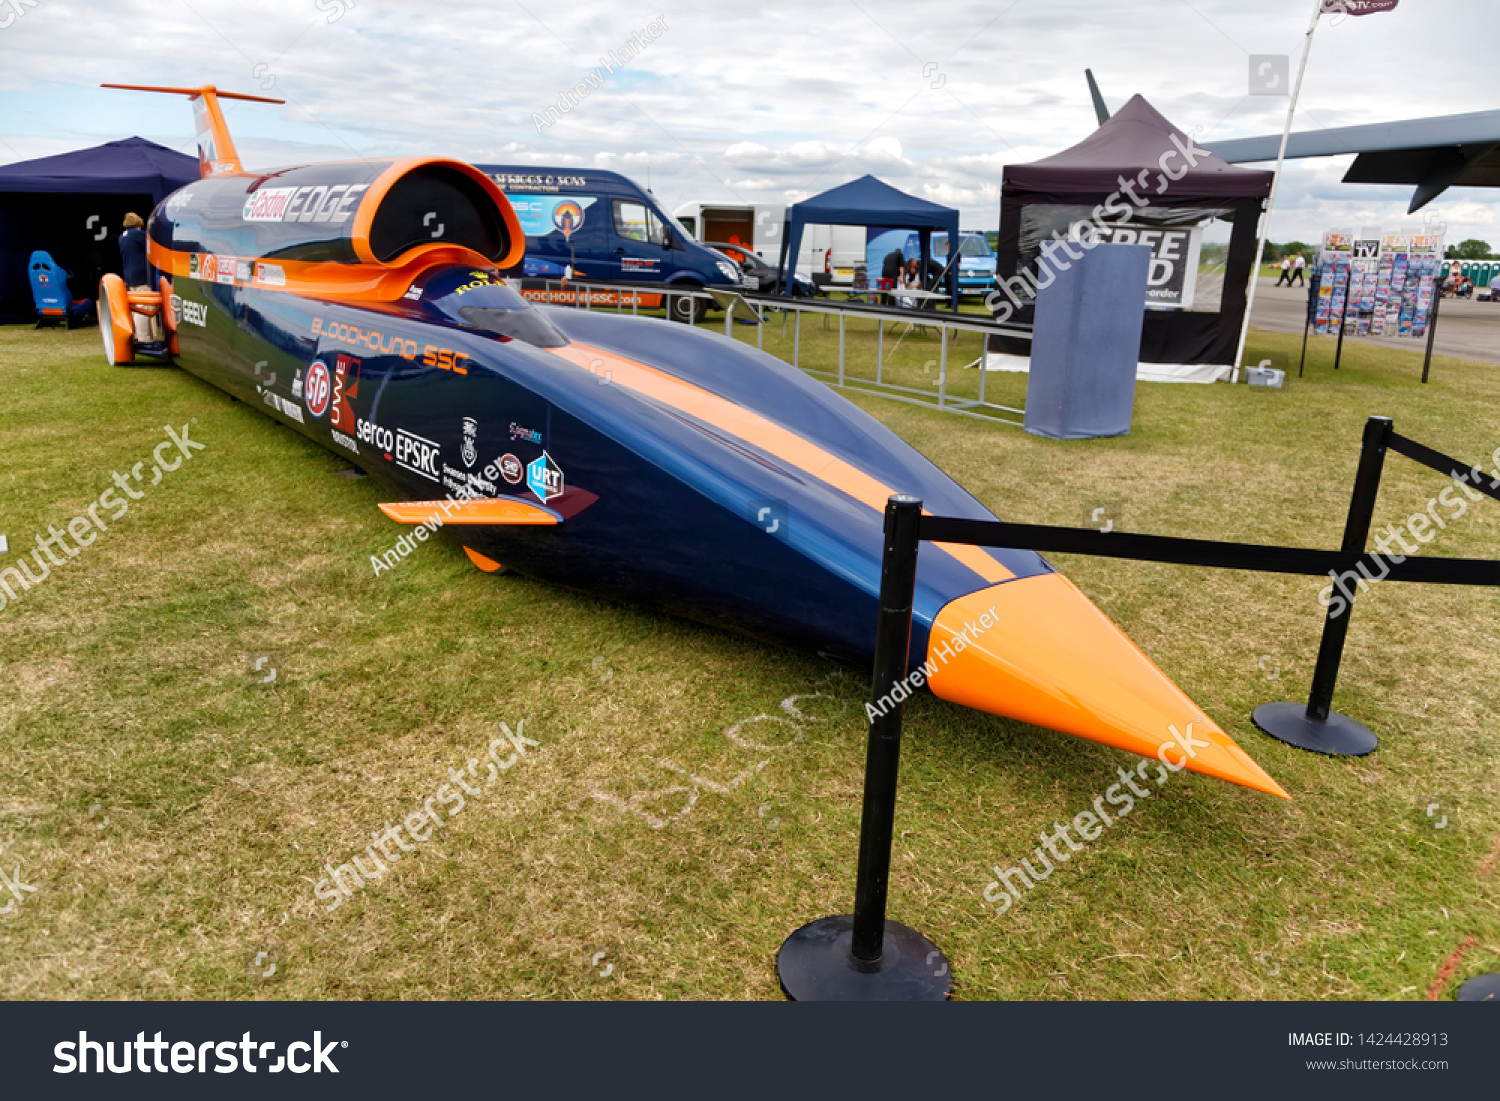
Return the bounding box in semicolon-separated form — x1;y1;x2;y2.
101;84;284;178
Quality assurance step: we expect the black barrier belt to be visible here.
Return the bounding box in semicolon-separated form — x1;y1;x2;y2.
918;517;1500;586
1388;432;1500;505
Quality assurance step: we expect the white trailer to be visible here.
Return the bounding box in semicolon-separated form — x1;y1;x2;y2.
673;201;865;285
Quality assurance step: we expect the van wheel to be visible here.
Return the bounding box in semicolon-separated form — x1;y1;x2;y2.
668;289;706;324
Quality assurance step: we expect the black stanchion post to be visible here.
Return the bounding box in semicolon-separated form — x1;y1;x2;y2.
1252;415;1391;756
1298;274;1314;378
1421;284;1441;384
1332;266;1351;370
1298;308;1312;378
777;494;951;1001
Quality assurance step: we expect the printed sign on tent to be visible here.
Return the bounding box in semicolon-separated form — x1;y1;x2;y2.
1072;222;1203;309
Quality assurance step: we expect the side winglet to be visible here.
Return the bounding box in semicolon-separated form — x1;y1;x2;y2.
378;497;560;526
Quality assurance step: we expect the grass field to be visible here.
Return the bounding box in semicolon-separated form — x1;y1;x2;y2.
1;314;1497;1001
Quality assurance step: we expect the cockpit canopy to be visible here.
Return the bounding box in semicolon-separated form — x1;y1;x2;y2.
416;265;568;348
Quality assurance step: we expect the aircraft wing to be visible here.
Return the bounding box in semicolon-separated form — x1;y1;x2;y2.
1205;109;1500;212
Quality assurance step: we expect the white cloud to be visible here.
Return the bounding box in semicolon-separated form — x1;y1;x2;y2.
0;0;1494;242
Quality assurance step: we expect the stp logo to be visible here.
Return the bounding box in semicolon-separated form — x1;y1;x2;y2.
498;453;523;485
305;359;332;418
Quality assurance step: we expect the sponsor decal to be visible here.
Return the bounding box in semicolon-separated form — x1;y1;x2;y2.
461;417;478;467
254;262;286;286
310;317;469;374
215;255;236;285
621;257;660;271
330;354;359;431
509;422;542;444
505;193;597;235
263;391;306;423
527;450;564;503
188;253;201;278
172;296;208;327
454;270;503;296
291;368;304;400
442;466;497;497
357;417;395;459
490;173;588;190
498;453;523;485
242;182;369;224
197;254;216;283
304;359;332;418
516;286;661;308
553;200;585;239
395;428;441;483
235;259;254;283
402;284;423;300
330;427;360;455
243;187;297;222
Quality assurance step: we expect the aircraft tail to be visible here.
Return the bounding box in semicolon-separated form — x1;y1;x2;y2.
1085;69;1110;126
101;84;284;178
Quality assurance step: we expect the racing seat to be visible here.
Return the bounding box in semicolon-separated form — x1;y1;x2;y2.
98;273;177;365
29;251;95;329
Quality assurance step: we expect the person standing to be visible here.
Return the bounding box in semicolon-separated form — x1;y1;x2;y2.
880;247;904;299
118;213;161;343
1275;254;1293;287
900;257;920;308
1291;253;1306;286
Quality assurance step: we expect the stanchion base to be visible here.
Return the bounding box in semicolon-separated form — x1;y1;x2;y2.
1252;702;1378;757
777;916;951;1001
1455;974;1500;1001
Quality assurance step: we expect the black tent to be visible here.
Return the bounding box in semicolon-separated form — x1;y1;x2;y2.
0;137;198;323
993;95;1273;367
777;175;960;309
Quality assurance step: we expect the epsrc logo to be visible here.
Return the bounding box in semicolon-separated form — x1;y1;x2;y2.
243;183;370;224
395;428;441;483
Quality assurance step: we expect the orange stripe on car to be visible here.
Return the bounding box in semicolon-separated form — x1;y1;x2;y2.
547;342;1012;585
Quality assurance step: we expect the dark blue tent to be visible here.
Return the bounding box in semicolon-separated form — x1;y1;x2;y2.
776;174;960;308
0;137;198;323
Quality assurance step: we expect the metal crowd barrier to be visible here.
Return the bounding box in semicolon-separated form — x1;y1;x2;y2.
517;277;1035;426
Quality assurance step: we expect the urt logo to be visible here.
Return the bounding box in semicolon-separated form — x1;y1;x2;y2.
527;451;564;503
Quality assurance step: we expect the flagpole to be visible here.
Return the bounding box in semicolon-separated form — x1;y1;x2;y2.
1235;0;1327;371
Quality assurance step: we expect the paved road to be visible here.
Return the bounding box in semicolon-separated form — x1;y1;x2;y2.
1248;276;1500;366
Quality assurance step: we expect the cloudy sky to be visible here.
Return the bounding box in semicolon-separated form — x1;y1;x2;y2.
2;0;1496;247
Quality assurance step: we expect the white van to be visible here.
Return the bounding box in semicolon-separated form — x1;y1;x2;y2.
673;201;866;286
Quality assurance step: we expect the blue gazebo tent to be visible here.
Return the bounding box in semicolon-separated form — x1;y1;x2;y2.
776;175;961;308
0;137;198;323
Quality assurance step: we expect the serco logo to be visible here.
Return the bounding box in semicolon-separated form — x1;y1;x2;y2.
305;360;332;418
356;417;394;455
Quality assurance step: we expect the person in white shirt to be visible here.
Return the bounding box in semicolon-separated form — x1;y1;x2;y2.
1275;255;1293;287
1291;253;1306;286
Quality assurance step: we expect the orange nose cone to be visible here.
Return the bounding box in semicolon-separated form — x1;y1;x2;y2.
923;574;1289;799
